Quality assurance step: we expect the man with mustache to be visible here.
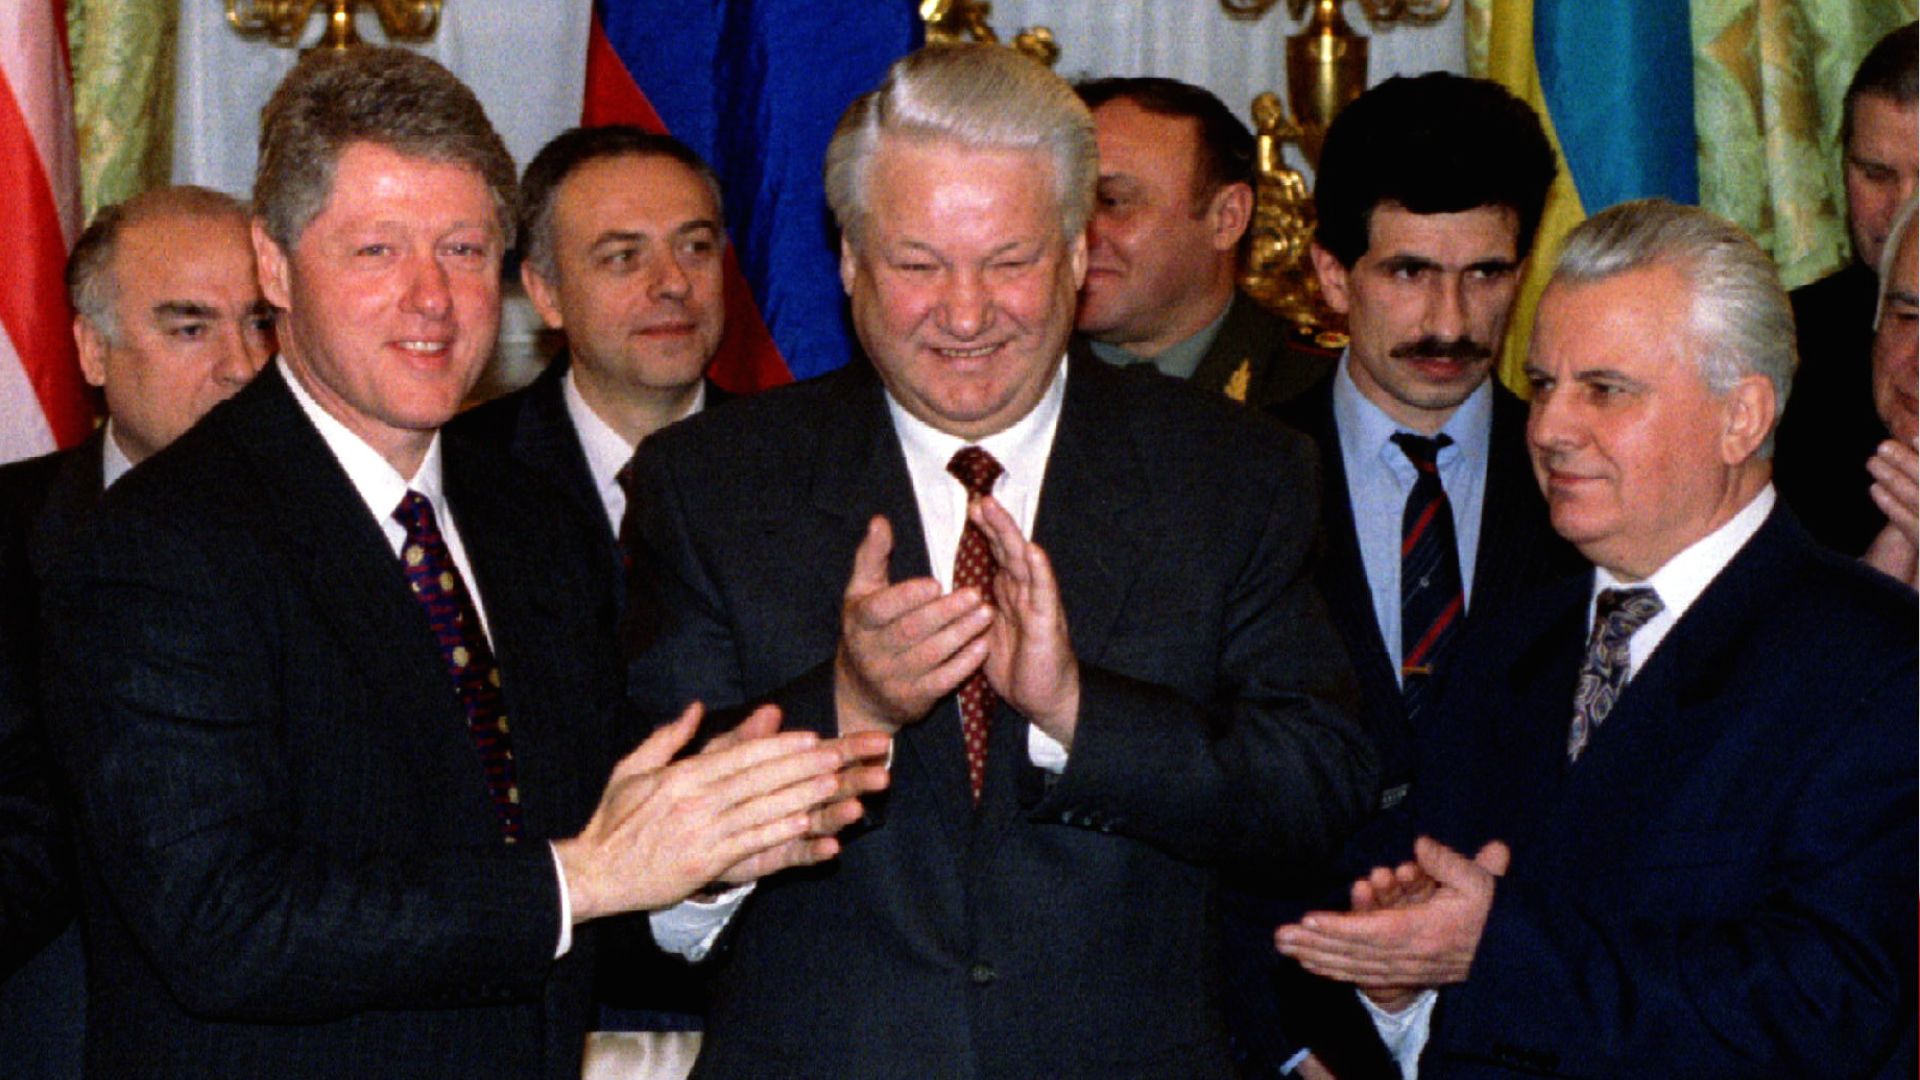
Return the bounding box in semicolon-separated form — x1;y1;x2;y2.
1228;73;1577;1080
1276;198;1915;1079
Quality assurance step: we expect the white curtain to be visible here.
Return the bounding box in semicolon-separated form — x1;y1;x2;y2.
172;1;1465;193
172;1;590;195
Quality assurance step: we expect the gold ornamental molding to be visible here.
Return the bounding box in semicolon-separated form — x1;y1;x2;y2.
920;0;1061;67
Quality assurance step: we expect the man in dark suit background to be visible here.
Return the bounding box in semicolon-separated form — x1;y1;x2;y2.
453;127;731;592
1775;23;1916;557
1071;76;1330;408
625;43;1376;1080
1278;199;1917;1078
39;47;884;1079
449;123;741;1080
0;183;273;1079
1231;72;1575;1080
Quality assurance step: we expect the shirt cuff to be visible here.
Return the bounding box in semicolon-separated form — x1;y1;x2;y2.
548;842;573;959
1027;724;1068;773
1281;1048;1312;1074
1358;988;1438;1079
649;883;754;960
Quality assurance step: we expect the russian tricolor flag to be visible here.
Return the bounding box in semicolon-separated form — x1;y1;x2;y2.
586;2;921;392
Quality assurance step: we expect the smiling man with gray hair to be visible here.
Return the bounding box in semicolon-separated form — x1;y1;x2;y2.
1278;198;1916;1078
625;42;1374;1079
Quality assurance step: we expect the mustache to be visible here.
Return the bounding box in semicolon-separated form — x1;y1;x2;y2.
1389;336;1493;362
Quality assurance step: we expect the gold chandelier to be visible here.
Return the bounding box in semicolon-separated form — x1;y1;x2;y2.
227;0;442;52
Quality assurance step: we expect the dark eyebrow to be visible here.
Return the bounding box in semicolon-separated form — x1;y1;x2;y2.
1376;254;1442;272
153;301;219;321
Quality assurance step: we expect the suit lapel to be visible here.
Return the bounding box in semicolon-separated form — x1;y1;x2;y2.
28;432;106;576
1031;357;1153;666
511;358;615;541
1560;507;1804;822
1306;384;1399;703
224;368;500;841
1470;386;1553;615
802;365;974;832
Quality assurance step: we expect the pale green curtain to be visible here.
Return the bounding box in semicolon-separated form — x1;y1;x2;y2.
1694;0;1916;288
68;0;178;222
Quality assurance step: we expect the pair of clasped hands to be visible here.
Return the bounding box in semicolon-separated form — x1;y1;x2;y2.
556;494;1076;923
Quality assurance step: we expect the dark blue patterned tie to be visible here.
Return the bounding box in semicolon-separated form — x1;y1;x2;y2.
1392;432;1463;725
1567;586;1663;761
393;490;524;841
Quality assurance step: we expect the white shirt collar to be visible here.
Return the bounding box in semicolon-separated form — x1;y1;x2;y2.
280;357;445;537
100;421;136;490
561;364;705;529
885;356;1068;590
1591;484;1776;675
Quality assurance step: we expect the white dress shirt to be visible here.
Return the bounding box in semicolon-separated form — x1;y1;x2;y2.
281;360;575;958
1332;353;1493;681
100;421;136;491
561;365;704;530
1364;484;1779;1078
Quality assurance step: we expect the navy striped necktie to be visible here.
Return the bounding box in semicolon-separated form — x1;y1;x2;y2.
1392;432;1463;725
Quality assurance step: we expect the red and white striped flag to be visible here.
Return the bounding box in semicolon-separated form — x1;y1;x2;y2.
0;1;91;463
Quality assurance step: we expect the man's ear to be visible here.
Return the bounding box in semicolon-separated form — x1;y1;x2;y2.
1720;372;1777;465
521;262;565;331
74;315;108;388
1309;242;1353;315
839;235;858;297
1209;182;1254;253
251;218;293;311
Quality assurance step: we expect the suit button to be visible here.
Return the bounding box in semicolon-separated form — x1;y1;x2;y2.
968;962;996;985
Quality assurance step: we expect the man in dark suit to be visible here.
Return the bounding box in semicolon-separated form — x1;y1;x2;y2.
38;48;884;1080
453;127;731;588
448;124;742;1077
1230;72;1573;1080
1071;76;1330;408
0;183;274;1078
1775;23;1916;557
1278;199;1917;1078
624;44;1376;1080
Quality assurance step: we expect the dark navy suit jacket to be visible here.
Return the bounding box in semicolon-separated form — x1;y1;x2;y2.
1413;504;1916;1077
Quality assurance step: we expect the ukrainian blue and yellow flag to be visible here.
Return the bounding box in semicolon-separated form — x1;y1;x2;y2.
1471;0;1916;389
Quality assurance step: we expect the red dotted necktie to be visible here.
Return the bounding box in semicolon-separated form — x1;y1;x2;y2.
947;446;1003;804
393;490;524;841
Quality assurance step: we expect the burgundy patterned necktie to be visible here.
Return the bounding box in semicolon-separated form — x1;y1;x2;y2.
947;446;1003;804
1567;586;1663;761
1392;432;1463;726
393;490;524;840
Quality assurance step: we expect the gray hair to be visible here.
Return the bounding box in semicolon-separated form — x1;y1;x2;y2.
254;46;516;254
67;185;251;343
1547;198;1797;456
1875;193;1918;332
824;43;1096;244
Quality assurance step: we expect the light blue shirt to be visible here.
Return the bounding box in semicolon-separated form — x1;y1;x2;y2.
1331;353;1493;685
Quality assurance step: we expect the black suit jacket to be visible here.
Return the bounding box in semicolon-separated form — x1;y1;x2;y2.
626;356;1376;1080
1072;290;1337;410
0;436;98;1078
1775;261;1887;557
40;368;630;1078
1414;505;1916;1077
451;356;731;610
1223;377;1582;1079
449;356;732;1022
